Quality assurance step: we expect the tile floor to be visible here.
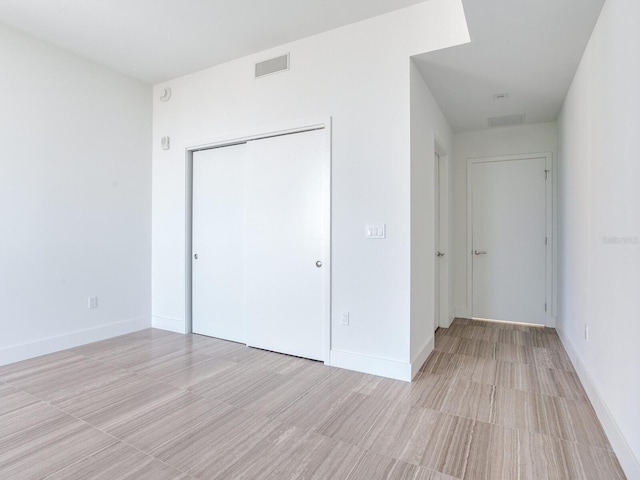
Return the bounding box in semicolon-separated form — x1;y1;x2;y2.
0;318;626;479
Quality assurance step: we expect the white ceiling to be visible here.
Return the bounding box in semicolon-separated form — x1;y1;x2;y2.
414;0;605;132
0;0;425;84
0;0;605;133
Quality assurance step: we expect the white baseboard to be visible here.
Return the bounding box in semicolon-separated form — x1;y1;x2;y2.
454;306;468;319
411;335;434;380
0;316;150;366
557;326;640;480
152;315;187;334
329;349;413;382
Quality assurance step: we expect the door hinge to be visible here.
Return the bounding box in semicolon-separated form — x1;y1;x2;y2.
545;236;548;246
544;169;550;180
545;303;547;312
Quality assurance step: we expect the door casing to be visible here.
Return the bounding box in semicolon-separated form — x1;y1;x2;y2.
466;152;553;327
184;118;332;362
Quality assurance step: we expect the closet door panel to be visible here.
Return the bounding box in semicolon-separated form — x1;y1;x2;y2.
245;130;325;360
192;143;246;343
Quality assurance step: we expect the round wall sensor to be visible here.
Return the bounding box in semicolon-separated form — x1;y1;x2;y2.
160;87;172;102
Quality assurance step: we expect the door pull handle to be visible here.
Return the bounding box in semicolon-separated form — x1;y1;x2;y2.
473;250;487;255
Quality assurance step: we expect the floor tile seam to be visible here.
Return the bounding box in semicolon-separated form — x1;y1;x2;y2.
77;354;228;396
135;352;230;371
320;429;411;467
33;396;195;479
256;380;326;420
129;356;239;392
0;351;94;383
363;446;463;480
491;383;588;402
494;360;579;378
95;351;205;372
17;380;199;449
524;425;615;458
0;380;64;414
435;408;490;425
70;354;157;378
515;426;616;453
422;368;583;396
492;385;593;407
494;359;577;373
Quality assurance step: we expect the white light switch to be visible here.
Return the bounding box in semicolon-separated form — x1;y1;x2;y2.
365;224;386;239
88;296;98;309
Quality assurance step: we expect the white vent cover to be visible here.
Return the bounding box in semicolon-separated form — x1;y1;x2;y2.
255;54;289;78
488;114;526;127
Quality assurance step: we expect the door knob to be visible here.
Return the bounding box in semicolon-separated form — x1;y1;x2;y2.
316;261;322;268
194;254;199;259
473;250;487;255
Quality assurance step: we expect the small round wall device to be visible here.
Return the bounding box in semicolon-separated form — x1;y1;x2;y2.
159;87;172;102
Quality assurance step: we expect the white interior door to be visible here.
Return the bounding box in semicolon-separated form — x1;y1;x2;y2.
192;143;247;342
245;130;326;361
470;156;548;325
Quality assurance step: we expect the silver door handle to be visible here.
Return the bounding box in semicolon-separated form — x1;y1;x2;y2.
437;252;445;257
316;261;322;268
474;250;487;255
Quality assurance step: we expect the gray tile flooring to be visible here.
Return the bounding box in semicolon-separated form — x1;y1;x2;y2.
0;319;626;479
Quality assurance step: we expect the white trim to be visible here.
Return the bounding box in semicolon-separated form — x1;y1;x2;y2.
185;117;332;363
557;326;640;480
152;315;187;334
411;335;435;380
0;316;149;366
330;349;413;382
323;119;333;363
434;136;451;329
186;117;329;153
466;152;554;327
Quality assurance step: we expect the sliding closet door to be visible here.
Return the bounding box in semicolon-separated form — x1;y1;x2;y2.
245;130;326;360
192;143;246;343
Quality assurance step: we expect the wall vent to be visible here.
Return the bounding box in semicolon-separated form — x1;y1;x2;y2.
488;113;526;127
255;54;289;78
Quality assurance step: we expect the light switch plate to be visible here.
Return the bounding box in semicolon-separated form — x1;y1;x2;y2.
365;224;386;239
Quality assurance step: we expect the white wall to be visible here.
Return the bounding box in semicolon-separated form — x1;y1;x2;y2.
451;123;557;319
409;61;454;376
0;25;152;365
152;0;469;380
557;0;640;476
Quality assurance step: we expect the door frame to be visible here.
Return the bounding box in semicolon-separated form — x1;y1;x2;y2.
466;152;554;327
434;138;451;329
184;118;332;362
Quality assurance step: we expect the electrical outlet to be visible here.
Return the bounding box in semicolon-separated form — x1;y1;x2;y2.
341;312;349;326
585;325;589;341
88;296;98;309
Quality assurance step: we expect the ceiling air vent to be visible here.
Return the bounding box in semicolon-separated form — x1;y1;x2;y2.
488;114;526;127
255;54;289;78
